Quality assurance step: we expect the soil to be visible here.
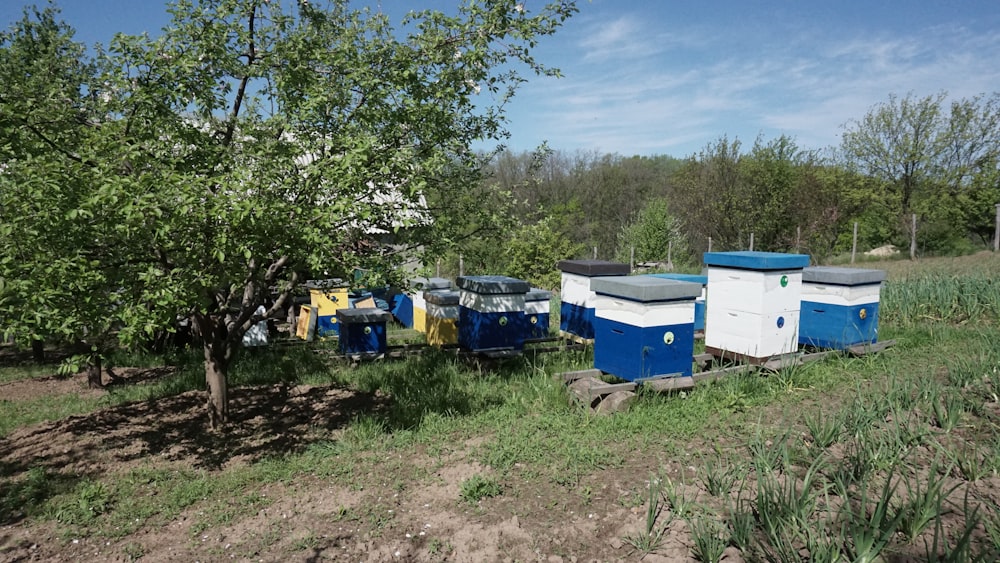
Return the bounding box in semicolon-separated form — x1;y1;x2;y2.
0;366;708;563
0;361;992;562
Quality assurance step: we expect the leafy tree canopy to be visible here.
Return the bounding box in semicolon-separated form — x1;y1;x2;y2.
0;0;576;424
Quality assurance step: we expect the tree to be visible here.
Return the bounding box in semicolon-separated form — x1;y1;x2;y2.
0;0;576;426
840;92;1000;249
0;6;129;387
613;198;690;267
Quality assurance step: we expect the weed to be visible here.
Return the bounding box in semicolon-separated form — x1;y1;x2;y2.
122;541;146;561
618;489;646;509
292;529;319;550
459;474;502;505
49;479;112;526
427;537;453;556
1;466;63;522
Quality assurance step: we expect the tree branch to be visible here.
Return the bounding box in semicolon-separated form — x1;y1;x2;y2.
222;4;257;147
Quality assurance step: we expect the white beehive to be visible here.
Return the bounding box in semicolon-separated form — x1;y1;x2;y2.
556;260;630;340
704;251;810;361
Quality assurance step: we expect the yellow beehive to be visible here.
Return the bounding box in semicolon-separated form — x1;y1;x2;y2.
424;290;459;346
305;279;350;335
409;277;452;333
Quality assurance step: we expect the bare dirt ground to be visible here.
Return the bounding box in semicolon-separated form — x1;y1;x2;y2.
0;362;991;562
0;366;709;563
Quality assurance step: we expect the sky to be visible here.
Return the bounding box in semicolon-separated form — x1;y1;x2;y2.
3;0;1000;158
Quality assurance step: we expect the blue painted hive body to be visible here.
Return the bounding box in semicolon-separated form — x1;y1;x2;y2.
647;273;708;331
799;267;886;350
336;308;391;357
592;276;702;382
390;292;412;328
525;288;553;339
703;251;811;361
557;260;630;340
456;276;531;351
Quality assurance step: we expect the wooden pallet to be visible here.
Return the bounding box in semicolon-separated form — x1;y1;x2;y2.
313;335;585;364
559;339;897;411
559;331;594;346
559;369;638;414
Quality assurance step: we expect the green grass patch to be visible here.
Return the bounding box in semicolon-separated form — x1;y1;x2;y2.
2;255;1000;557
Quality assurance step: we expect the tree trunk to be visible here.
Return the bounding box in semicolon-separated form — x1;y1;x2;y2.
87;354;103;389
197;314;232;428
31;339;44;362
205;346;229;428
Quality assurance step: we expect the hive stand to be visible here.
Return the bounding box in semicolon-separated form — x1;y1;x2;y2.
559;340;895;414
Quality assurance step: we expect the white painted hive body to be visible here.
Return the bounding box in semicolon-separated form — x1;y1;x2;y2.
703;251;810;360
556;260;630;340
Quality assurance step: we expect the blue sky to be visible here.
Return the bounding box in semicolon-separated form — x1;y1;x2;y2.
4;0;1000;157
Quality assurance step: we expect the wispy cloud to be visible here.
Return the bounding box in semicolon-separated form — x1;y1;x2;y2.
506;5;1000;157
578;15;664;62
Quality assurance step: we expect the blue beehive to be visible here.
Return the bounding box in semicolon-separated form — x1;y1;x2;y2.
704;251;811;361
647;273;708;331
389;291;411;327
456;275;530;351
557;260;630;341
336;307;391;358
524;288;553;339
592;276;702;382
799;266;886;350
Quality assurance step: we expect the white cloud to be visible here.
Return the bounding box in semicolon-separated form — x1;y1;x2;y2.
504;5;1000;157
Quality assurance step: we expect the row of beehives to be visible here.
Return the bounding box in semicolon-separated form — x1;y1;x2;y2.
296;275;554;357
295;250;886;369
560;251;887;382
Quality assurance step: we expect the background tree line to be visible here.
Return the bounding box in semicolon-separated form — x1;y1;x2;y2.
453;91;1000;289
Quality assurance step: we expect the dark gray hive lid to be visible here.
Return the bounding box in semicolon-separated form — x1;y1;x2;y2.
556;259;630;277
802;266;887;285
591;276;702;302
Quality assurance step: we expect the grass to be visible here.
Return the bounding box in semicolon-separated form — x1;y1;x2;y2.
1;254;1000;559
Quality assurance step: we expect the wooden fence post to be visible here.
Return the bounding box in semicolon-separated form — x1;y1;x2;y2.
910;214;917;260
851;222;858;264
994;203;1000;252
